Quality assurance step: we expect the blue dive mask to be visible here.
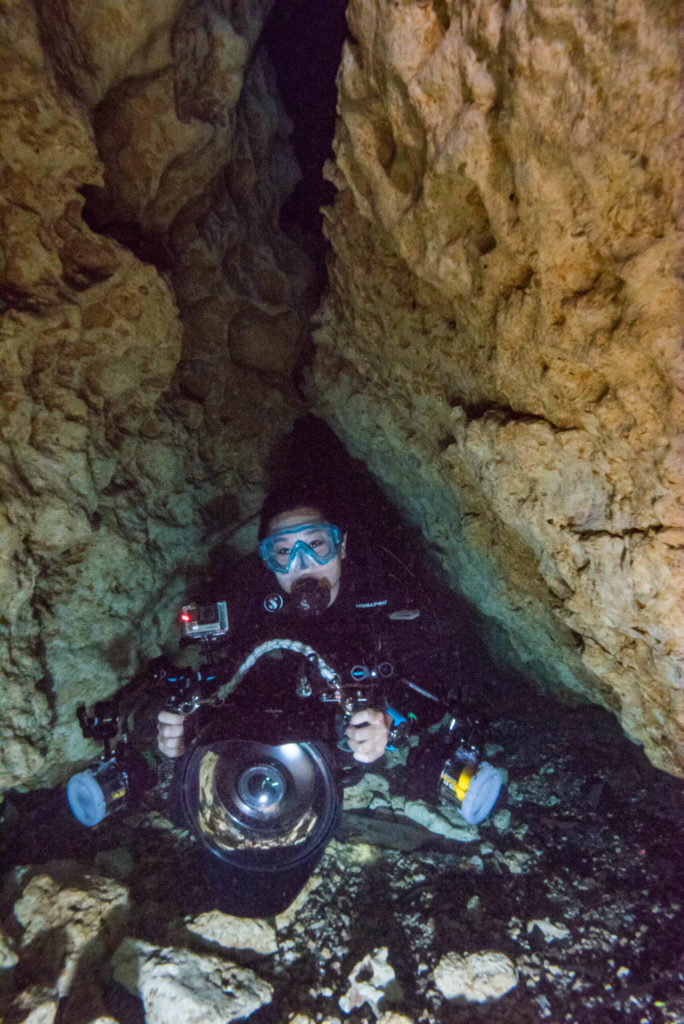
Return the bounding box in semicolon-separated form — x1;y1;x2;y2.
259;522;343;574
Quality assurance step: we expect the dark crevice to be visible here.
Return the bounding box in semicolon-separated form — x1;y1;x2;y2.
76;4;348;277
34;0;98;105
437;434;457;454
566;524;665;540
432;0;451;32
78;188;176;273
570;630;586;652
458;399;576;432
261;0;348;242
502;266;535;299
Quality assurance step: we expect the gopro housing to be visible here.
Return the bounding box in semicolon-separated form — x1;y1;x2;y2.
180;601;229;640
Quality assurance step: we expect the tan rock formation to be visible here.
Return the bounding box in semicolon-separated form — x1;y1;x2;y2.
14;861;129;995
312;0;684;773
0;0;310;788
1;0;681;790
111;936;273;1024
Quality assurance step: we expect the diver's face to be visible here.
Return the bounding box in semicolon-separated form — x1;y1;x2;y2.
265;506;346;604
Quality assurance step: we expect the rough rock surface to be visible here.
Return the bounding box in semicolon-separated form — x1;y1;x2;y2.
0;0;312;789
338;946;396;1015
311;0;684;774
339;751;482;843
111;936;273;1024
1;0;682;803
183;909;278;955
433;950;518;1002
0;923;19;969
13;864;129;995
1;860;129;1022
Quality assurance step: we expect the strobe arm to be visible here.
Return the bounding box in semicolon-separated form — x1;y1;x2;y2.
76;701;119;760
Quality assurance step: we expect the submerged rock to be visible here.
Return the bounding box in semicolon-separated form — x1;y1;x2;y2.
111;937;272;1024
12;862;129;998
338;946;396;1016
183;909;278;955
313;0;684;777
0;923;19;969
527;917;572;944
433;950;518;1003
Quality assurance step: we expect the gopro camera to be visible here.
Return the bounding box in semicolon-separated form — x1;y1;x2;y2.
180;601;229;640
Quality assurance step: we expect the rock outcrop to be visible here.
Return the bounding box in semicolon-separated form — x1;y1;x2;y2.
433;950;518;1003
311;0;684;774
4;860;129;1021
0;0;312;789
112;937;273;1024
1;0;682;791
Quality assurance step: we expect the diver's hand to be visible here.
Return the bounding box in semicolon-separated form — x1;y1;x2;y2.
345;709;390;764
157;709;188;757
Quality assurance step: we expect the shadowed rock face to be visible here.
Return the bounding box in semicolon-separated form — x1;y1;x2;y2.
310;0;684;774
0;0;681;789
0;0;313;788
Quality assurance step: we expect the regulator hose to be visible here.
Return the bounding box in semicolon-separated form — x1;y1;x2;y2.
215;639;339;703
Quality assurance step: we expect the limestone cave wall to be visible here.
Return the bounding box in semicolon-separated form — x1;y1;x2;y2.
1;0;682;792
0;0;312;789
310;0;684;774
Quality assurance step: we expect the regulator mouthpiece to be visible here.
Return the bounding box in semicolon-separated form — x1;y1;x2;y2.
291;577;332;616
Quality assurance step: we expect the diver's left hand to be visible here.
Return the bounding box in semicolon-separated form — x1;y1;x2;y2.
345;709;390;764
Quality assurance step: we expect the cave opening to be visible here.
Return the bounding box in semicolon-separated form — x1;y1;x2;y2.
261;0;347;244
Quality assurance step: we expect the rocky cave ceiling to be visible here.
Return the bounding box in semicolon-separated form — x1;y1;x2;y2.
0;0;682;793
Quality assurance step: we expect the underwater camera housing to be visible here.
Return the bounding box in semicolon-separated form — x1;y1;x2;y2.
68;601;231;827
179;714;341;917
66;649;227;828
65;632;344;916
66;699;341;918
66;605;503;914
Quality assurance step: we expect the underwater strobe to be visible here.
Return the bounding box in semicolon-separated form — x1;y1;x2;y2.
66;701;154;826
436;714;502;824
66;660;218;827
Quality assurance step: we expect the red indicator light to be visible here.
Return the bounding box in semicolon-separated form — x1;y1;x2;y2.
180;613;191;622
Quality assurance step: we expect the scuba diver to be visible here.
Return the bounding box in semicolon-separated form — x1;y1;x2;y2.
69;481;502;916
157;481;443;762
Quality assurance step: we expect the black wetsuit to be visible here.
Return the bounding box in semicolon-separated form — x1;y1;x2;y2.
211;552;448;737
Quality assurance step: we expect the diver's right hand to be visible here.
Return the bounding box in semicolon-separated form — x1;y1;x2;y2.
157;710;187;757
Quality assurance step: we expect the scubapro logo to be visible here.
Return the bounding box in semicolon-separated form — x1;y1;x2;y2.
264;593;284;613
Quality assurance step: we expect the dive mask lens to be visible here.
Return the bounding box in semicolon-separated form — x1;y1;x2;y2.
259;523;342;574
